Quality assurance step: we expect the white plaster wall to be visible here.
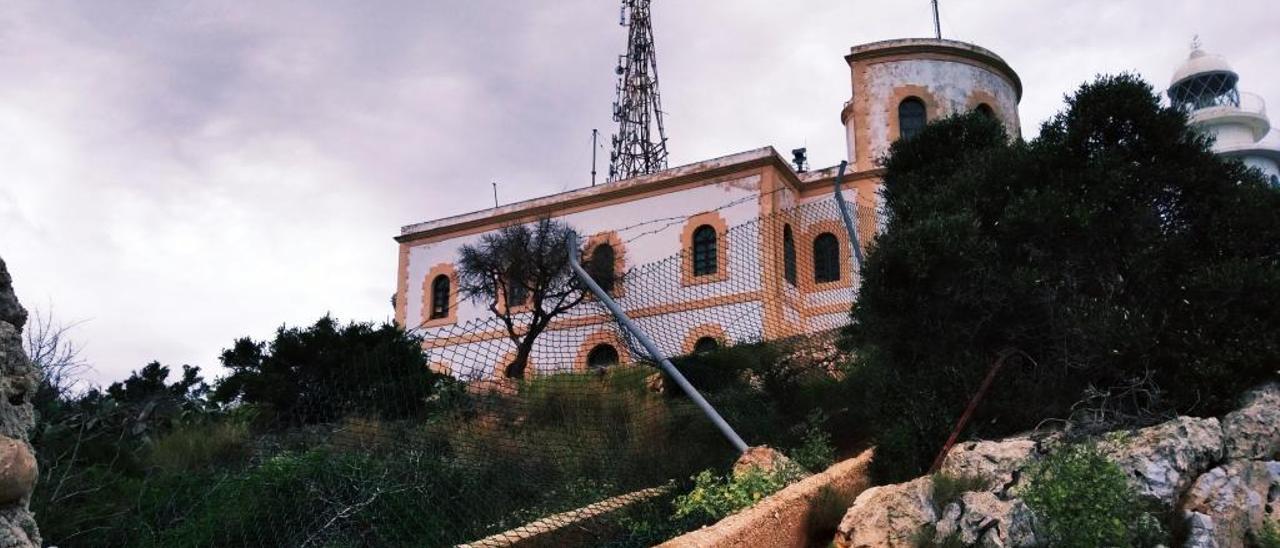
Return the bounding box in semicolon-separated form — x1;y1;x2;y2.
1242;156;1280;180
857;58;1020;163
1208;122;1261;150
404;175;762;328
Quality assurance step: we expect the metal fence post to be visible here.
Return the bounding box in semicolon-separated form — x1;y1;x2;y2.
567;232;749;454
831;160;865;273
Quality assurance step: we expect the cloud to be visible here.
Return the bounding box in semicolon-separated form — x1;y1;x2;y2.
0;0;1276;385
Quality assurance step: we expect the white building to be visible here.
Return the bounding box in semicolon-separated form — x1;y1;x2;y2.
393;38;1023;378
1168;46;1280;184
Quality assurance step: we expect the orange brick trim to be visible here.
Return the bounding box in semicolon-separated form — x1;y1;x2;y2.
429;361;452;376
583;230;627;298
887;85;942;144
395;243;411;326
800;221;855;293
965;89;1020;138
421;263;459;328
682;324;729;354
681;211;730;286
575;330;632;372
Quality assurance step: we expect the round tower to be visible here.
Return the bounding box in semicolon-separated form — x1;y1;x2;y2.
840;38;1022;171
1168;46;1280;184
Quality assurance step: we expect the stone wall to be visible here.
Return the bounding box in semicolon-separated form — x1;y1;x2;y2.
0;258;41;547
833;383;1280;548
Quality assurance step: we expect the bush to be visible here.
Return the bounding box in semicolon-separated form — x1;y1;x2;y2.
1260;520;1280;548
847;73;1280;482
789;410;836;472
672;465;803;522
1020;444;1166;547
148;420;251;472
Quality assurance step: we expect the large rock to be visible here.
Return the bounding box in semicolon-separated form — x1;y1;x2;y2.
939;437;1039;495
1221;383;1280;461
1181;461;1272;548
834;477;936;548
0;258;38;548
932;491;1036;547
733;445;806;480
1103;416;1224;505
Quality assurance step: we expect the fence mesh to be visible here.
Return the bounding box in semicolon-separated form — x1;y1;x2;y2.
36;192;884;547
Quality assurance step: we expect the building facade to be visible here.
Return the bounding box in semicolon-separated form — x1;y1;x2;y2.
394;38;1023;378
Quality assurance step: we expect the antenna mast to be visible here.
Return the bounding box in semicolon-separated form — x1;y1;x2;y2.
931;0;941;39
608;0;669;182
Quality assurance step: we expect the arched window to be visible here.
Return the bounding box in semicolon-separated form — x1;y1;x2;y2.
782;224;797;286
693;336;720;354
975;103;995;118
589;243;617;293
430;275;450;319
587;344;619;370
692;225;718;277
1271;174;1279;187
506;277;528;307
813;233;841;283
898;97;927;140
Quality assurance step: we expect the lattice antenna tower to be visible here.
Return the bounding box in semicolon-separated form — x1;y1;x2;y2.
608;0;669;182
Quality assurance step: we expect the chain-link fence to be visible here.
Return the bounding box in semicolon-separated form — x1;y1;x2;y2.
36;191;882;547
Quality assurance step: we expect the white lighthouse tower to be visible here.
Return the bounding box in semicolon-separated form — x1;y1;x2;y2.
1168;43;1280;185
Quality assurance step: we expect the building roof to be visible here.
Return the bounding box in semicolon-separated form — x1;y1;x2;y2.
1170;49;1237;89
396;147;879;244
845;38;1022;101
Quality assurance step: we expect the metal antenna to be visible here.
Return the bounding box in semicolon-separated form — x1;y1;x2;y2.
491;182;499;207
931;0;941;39
608;0;669;182
591;129;599;186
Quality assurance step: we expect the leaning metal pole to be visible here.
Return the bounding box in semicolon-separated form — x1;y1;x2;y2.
832;160;866;272
567;232;748;454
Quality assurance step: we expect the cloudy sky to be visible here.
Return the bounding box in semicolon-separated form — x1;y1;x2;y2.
2;1;1277;386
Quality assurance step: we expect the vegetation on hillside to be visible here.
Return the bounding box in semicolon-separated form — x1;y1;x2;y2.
846;73;1280;482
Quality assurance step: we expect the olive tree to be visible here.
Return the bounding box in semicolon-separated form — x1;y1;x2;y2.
456;218;590;379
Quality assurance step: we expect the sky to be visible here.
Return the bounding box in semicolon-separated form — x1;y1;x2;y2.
2;1;1277;387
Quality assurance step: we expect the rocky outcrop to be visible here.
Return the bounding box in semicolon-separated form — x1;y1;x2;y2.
933;491;1036;547
832;383;1280;548
834;477;935;548
1221;383;1280;461
0;258;40;547
1102;416;1225;505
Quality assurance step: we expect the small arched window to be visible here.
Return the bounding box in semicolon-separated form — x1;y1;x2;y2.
692;225;718;276
813;233;841;283
430;275;450;319
589;243;617;293
506;277;528;307
587;344;619;370
782;224;797;286
975;103;995;118
898;97;927;140
1271;174;1279;187
693;337;720;354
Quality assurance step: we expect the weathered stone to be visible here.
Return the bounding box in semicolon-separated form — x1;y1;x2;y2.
1182;461;1271;548
1221;383;1280;461
1184;511;1217;548
1103;416;1224;505
0;439;34;506
1264;461;1280;523
733;445;806;479
931;491;1036;547
834;477;936;548
643;372;666;395
939;437;1038;495
0;259;24;330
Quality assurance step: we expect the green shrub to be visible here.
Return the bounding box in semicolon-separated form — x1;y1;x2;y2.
789;409;836;472
672;465;803;522
929;472;988;511
847;73;1280;483
1259;520;1280;548
1020;444;1166;547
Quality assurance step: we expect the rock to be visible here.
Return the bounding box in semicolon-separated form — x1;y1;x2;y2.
931;491;1036;547
0;439;34;506
1221;383;1280;461
732;445;805;479
1184;511;1217;548
939;437;1039;495
0;255;39;547
834;477;936;548
0;259;24;330
1181;461;1272;548
1265;461;1280;523
644;372;666;394
1102;416;1224;505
